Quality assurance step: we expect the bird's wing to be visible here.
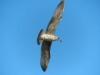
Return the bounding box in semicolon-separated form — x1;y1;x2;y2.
46;0;64;34
40;40;52;72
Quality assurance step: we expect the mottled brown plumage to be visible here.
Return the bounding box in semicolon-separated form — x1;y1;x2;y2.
46;0;64;34
37;0;64;72
40;41;52;71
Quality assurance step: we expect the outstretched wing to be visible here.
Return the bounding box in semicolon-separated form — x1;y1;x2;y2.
40;40;52;72
46;0;64;34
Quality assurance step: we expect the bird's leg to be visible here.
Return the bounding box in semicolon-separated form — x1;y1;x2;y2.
57;37;62;43
59;38;62;43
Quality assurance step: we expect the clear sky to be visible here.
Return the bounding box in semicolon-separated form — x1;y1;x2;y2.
0;0;100;75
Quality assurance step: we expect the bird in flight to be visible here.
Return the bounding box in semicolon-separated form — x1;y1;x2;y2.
37;0;64;72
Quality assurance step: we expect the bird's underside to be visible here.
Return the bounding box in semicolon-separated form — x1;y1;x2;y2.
37;0;64;72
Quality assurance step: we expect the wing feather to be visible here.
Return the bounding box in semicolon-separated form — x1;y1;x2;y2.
40;40;52;72
46;0;64;34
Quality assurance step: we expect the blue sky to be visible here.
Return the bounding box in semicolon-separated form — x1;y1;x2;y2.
0;0;100;75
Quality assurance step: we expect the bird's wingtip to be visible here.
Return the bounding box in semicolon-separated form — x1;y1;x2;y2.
41;64;48;72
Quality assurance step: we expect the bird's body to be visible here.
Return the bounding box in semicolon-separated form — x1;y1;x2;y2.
37;0;64;72
40;33;59;41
